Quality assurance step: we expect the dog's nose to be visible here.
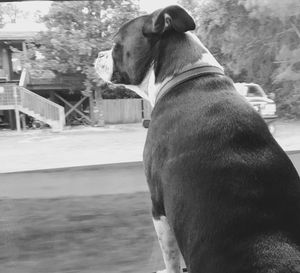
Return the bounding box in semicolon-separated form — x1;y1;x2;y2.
98;52;105;58
98;50;111;59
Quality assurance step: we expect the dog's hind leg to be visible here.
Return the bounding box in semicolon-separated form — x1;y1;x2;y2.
153;216;181;273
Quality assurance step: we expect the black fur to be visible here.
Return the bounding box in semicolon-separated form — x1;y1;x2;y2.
111;6;199;85
142;5;195;36
144;75;300;273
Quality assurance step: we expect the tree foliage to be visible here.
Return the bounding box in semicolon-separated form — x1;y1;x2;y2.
179;0;300;118
27;0;300;117
28;0;141;95
0;3;23;27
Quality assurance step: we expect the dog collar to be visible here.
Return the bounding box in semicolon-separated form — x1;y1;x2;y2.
155;64;225;104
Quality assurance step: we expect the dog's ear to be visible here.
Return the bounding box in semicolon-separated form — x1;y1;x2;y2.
143;5;195;36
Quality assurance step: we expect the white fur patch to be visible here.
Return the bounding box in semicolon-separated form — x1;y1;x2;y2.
187;33;224;70
201;53;224;70
123;67;154;103
94;49;114;82
95;49;152;102
153;216;181;273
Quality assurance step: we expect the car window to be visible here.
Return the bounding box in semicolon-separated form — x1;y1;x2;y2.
246;85;266;97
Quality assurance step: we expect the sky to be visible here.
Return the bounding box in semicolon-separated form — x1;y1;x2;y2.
8;0;180;19
13;1;51;17
0;0;180;31
140;0;178;12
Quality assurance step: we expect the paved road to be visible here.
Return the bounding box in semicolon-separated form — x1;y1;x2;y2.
0;151;299;199
0;124;147;173
1;120;300;174
0;162;147;199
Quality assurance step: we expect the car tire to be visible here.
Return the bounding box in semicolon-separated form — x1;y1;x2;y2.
142;119;150;129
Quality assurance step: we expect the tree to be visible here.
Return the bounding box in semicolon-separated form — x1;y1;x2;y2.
0;3;24;27
240;0;300;118
32;0;140;75
179;0;300;118
28;0;141;125
177;0;201;16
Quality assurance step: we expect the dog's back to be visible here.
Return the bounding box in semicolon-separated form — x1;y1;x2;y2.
144;75;300;273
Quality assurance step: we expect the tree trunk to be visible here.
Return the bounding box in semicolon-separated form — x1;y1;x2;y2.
93;88;105;127
290;21;300;41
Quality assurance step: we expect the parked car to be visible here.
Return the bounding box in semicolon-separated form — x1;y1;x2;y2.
234;82;277;134
143;82;277;133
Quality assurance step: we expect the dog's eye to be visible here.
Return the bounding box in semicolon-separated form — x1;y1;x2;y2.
113;43;123;60
114;43;122;52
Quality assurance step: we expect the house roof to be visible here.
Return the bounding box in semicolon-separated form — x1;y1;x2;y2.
0;22;46;41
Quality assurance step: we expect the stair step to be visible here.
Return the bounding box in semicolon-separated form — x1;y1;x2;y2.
19;107;62;130
17;87;65;132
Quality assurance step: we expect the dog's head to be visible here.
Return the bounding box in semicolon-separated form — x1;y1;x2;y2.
95;5;222;104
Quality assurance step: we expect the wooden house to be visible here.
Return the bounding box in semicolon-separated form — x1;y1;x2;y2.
0;24;93;131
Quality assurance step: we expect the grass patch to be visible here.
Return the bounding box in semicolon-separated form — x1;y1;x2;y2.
0;192;164;273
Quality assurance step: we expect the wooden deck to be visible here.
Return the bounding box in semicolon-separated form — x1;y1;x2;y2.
0;105;16;110
27;72;85;92
0;83;21;107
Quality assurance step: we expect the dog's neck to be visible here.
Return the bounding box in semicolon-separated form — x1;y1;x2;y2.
121;33;223;106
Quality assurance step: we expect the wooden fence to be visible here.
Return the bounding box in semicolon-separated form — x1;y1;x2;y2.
142;99;152;120
103;99;152;124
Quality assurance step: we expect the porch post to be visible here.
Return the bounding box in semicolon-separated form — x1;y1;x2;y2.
89;94;95;125
8;110;15;130
94;88;105;127
14;108;21;132
13;86;21;132
22;42;28;61
20;113;26;130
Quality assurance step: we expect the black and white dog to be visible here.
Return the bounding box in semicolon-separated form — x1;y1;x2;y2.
95;5;300;273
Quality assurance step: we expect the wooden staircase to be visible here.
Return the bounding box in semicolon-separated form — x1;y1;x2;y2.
0;69;65;131
18;86;65;131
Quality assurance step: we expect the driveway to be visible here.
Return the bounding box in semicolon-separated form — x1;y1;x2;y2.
0;124;147;173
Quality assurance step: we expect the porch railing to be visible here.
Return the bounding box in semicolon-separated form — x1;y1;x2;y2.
19;86;65;125
19;68;31;87
0;84;65;130
0;84;21;107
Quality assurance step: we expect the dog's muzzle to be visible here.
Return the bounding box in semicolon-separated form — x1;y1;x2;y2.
94;49;114;82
